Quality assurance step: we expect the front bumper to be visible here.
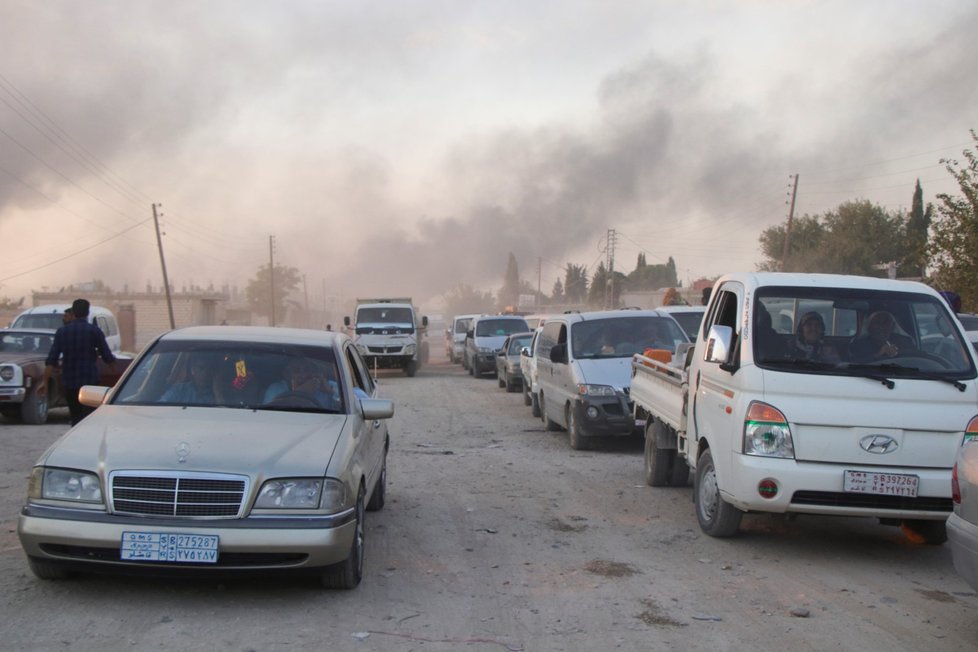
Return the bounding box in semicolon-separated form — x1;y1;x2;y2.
18;503;356;573
948;512;978;591
717;453;952;519
0;386;27;404
572;396;638;438
472;352;497;374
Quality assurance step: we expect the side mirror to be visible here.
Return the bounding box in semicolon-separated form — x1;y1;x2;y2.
79;385;110;407
520;346;530;357
704;325;733;364
343;316;351;327
360;398;395;420
549;343;568;364
422;315;429;327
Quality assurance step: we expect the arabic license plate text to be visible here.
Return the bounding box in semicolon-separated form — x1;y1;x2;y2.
120;532;219;563
843;471;919;497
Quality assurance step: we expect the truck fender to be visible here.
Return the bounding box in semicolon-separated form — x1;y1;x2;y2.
650;418;677;450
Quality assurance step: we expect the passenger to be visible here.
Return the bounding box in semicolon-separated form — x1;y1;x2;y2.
753;304;781;361
161;354;217;404
849;311;915;362
787;312;839;363
263;358;337;408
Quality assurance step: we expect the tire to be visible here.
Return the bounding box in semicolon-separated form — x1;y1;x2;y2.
28;557;70;580
21;387;48;425
322;485;365;589
901;519;948;545
531;393;541;418
694;448;743;537
366;454;386;512
405;360;417;377
505;375;517;393
670;454;690;487
644;420;673;486
567;406;588;450
522;381;532;406
541;393;561;432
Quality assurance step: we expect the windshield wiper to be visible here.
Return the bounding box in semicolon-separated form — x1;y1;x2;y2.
846;363;967;392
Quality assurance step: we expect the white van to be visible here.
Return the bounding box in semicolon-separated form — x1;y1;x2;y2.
11;304;122;353
535;309;689;450
449;314;478;364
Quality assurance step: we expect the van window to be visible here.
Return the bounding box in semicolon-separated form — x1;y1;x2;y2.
537;320;563;360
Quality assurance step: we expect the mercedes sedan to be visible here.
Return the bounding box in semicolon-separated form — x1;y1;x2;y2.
17;326;393;589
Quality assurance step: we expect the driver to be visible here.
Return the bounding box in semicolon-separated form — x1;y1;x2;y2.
849;311;915;362
263;358;337;408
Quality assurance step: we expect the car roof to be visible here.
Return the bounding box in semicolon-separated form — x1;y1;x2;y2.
547;308;676;323
1;328;58;335
16;303;113;316
656;305;706;314
157;325;348;347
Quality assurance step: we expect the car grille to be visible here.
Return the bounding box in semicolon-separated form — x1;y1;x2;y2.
791;491;952;513
111;474;246;518
367;346;403;354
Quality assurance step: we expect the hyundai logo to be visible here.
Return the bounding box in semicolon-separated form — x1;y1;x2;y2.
859;434;898;454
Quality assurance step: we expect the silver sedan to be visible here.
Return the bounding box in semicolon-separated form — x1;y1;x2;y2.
949;438;978;591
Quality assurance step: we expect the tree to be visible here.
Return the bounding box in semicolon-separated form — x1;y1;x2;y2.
563;263;589;304
444;283;494;317
551;277;564;303
498;253;521;310
625;255;678;290
0;293;24;310
245;263;302;321
929;130;978;310
587;262;626;308
901;179;933;279
757;215;826;272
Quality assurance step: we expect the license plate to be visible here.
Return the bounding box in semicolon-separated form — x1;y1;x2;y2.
121;532;219;563
843;471;919;497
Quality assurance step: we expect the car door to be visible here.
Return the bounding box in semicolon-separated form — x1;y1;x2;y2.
693;282;744;451
345;343;385;492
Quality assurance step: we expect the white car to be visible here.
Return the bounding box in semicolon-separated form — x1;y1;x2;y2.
17;326;393;589
949;438;978;591
656;305;706;342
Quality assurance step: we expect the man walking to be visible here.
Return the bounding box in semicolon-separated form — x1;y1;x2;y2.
37;298;117;425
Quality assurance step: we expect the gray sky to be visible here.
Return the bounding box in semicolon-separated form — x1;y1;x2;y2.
1;1;975;310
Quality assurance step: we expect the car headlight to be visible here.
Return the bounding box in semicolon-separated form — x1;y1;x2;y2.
255;478;324;509
355;344;368;355
404;344;416;355
29;467;104;503
743;401;795;458
577;384;617;397
0;365;16;382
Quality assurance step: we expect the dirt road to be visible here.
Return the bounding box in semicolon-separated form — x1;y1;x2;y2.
1;352;975;651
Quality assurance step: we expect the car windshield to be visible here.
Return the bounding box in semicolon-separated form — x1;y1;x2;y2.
667;310;705;341
112;340;344;413
572;316;688;359
357;307;414;325
507;335;532;354
11;314;63;329
476;318;529;337
0;331;55;355
754;286;976;380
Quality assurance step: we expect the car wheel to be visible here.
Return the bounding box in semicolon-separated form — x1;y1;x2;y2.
367;454;386;512
670;453;690;487
567;406;588;450
405;360;417;377
322;484;365;589
901;519;948;545
505;375;517;393
522;381;532;406
694;448;742;537
644;420;673;486
28;557;70;580
530;393;541;418
21;386;48;425
541;393;561;432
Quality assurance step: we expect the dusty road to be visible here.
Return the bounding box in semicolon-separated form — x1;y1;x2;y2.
1;351;976;651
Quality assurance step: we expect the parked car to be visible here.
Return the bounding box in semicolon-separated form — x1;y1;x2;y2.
17;326;393;589
957;313;978;331
535;309;689;449
521;327;544;417
11;304;123;353
496;331;533;392
949;437;978;591
0;328;128;424
656;305;706;342
464;315;530;377
449;314;478;365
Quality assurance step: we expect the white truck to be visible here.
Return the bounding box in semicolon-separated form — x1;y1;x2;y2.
344;298;428;377
630;272;978;543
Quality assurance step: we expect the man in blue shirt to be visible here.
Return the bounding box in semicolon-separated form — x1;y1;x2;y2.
37;299;117;425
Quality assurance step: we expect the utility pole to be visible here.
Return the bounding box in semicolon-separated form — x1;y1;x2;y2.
780;174;799;272
152;203;175;329
269;235;276;327
605;228;617;309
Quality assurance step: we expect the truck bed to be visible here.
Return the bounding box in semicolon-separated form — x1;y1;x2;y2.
630;353;687;433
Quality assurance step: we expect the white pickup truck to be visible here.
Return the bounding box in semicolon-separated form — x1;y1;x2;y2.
630;272;978;543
